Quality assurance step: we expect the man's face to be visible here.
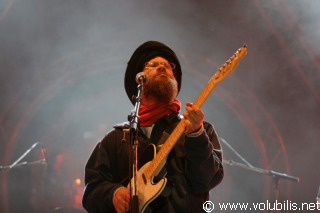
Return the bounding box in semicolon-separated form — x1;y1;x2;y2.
143;57;176;80
142;57;178;104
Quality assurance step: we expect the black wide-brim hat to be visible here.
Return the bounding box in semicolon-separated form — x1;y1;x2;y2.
125;41;182;104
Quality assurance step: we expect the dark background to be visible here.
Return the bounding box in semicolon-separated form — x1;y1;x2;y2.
1;0;319;212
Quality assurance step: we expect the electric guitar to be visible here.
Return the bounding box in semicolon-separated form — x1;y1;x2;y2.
127;45;248;212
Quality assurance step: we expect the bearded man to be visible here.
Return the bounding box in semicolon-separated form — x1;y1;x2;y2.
82;41;224;213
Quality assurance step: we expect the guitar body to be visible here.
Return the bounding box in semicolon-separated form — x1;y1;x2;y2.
127;144;167;213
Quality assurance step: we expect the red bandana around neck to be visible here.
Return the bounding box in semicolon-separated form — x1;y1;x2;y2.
138;99;181;127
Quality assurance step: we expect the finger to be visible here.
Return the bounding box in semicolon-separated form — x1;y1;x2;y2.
115;198;129;213
184;110;199;124
192;105;201;114
117;202;128;213
186;102;192;106
123;203;129;213
184;120;192;133
183;111;189;118
185;102;193;111
186;104;201;116
123;193;130;203
187;110;201;121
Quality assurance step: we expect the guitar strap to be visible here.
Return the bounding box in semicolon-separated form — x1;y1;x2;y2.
150;113;182;151
114;113;182;150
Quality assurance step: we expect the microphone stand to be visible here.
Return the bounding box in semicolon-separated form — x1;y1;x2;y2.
128;83;144;213
220;137;300;211
0;142;47;172
0;159;47;172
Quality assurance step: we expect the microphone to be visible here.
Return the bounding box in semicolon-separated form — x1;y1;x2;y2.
135;72;149;85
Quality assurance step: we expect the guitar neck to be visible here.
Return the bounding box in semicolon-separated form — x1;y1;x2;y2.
144;46;248;179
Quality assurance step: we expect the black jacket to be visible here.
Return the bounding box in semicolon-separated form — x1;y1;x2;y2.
82;114;223;213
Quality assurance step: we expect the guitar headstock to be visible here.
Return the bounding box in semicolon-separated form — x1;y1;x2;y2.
213;45;247;83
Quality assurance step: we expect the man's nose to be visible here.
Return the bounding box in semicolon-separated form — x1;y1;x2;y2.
156;64;166;72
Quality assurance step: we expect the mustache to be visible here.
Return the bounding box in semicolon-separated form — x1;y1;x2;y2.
154;72;173;78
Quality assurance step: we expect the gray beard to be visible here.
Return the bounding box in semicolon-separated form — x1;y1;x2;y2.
143;76;178;104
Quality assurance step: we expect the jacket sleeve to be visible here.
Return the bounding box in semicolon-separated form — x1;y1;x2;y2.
82;130;123;213
184;121;224;193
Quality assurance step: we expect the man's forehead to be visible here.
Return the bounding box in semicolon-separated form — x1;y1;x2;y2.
149;56;168;62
